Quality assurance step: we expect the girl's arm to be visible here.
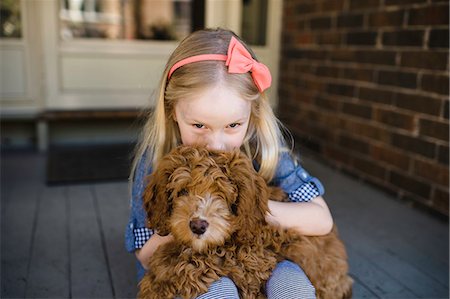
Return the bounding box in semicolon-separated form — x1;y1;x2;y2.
135;234;174;270
266;196;333;236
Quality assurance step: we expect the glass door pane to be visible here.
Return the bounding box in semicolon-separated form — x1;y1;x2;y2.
1;0;22;38
241;0;267;46
59;0;203;41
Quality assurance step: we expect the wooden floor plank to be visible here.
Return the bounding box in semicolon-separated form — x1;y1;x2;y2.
301;156;449;297
25;186;70;298
342;224;448;298
92;182;138;298
346;244;417;298
351;277;382;299
1;181;41;298
68;184;114;298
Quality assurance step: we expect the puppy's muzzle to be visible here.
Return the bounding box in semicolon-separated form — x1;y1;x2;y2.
190;218;209;235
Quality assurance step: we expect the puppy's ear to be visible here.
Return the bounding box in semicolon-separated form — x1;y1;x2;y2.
142;146;195;236
226;150;270;226
143;173;172;236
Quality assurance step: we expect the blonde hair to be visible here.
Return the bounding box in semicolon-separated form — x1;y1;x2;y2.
130;28;290;186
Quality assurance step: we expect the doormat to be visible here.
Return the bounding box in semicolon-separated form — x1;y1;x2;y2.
46;143;135;185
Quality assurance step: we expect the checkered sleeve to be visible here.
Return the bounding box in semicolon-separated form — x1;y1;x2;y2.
288;182;320;202
133;227;155;249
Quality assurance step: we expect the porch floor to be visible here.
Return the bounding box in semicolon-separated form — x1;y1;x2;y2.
1;150;448;298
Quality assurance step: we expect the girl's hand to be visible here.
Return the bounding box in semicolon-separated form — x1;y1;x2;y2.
135;233;174;270
266;196;333;236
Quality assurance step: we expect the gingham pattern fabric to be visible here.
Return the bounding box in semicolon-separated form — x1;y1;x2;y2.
266;260;316;299
194;261;315;299
133;227;154;249
289;182;320;202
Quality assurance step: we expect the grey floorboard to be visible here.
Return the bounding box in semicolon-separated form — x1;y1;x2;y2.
93;182;138;298
68;184;114;298
25;186;70;298
346;239;425;298
1;181;42;298
302;155;449;298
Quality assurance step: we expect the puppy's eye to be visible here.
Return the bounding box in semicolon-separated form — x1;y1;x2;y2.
230;203;238;215
178;189;188;197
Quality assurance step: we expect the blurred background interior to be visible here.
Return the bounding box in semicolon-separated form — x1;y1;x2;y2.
1;0;448;298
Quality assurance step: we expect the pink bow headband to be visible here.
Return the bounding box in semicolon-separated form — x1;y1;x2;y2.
167;36;272;92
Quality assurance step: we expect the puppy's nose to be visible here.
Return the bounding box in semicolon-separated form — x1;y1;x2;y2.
189;219;209;235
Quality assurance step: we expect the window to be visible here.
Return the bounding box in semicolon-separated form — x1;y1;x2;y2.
241;0;268;46
0;0;22;38
59;0;204;41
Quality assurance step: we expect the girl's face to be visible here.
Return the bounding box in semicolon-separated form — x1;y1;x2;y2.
174;85;251;151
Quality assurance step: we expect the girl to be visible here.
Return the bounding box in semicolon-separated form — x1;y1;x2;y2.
125;28;333;299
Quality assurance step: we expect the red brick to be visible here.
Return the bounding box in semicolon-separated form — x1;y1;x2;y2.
400;51;448;70
382;30;425;47
395;92;442;116
371;145;411;170
346;31;378;46
421;74;449;95
296;33;314;45
429;29;449;49
337;14;365;28
419;118;449;141
374;108;415;131
316;32;343;45
341;67;375;83
359;87;396;105
354;50;397;66
353;156;387;180
316;65;341;78
368;10;405;27
339;134;371;154
391;132;436;158
340;118;392;143
320;0;345;12
342;102;373;119
408;4;449;26
309;17;333;30
413;159;449;186
296;2;320;15
438;145;449;165
326;83;355;97
349;0;380;10
390;170;432;198
324;145;352;164
433;188;449;216
378;70;417;89
315;95;341;111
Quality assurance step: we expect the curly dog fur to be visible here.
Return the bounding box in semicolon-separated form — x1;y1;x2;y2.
138;146;353;299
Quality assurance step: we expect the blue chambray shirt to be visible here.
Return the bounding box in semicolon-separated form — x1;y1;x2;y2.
124;150;325;281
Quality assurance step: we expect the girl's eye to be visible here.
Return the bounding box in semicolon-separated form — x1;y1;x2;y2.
228;123;240;128
193;124;204;129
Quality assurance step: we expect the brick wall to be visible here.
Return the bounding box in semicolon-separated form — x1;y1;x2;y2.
278;0;449;216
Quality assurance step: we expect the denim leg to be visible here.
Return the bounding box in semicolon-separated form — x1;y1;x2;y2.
266;260;316;299
196;277;240;299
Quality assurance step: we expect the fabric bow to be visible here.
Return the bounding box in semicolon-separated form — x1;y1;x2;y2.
225;37;272;92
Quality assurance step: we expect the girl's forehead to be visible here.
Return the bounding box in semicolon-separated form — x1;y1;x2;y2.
176;86;251;121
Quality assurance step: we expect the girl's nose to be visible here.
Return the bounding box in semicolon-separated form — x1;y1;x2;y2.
207;134;226;151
